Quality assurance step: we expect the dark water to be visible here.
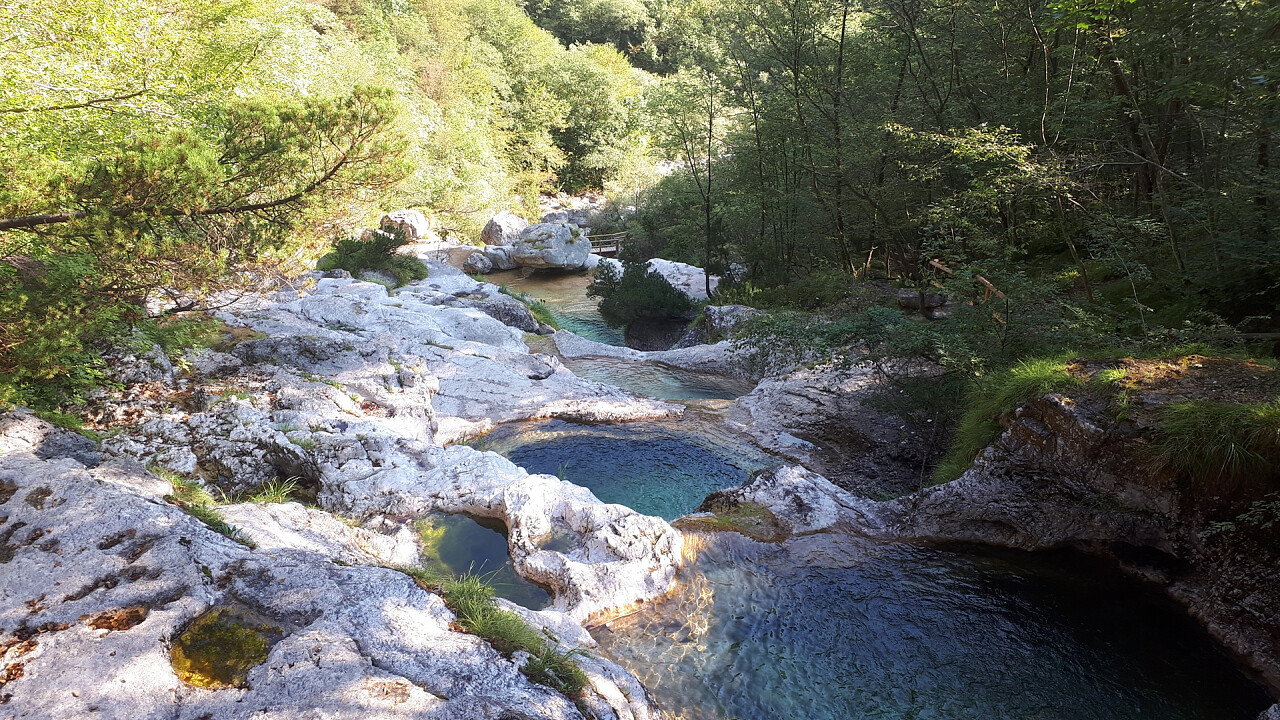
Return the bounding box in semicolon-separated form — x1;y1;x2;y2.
416;512;550;609
489;269;625;345
473;419;770;520
594;534;1272;720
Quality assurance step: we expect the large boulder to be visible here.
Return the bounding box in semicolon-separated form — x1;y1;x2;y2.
511;223;591;270
380;209;432;242
645;258;718;301
461;251;493;275
481;211;528;247
483;244;519;271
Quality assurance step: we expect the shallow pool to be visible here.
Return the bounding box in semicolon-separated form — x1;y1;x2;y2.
474;419;770;520
593;533;1271;720
416;511;550;609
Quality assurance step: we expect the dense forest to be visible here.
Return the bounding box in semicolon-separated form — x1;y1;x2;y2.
2;0;1278;435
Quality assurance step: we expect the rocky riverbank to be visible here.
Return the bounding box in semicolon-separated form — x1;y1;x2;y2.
0;263;687;719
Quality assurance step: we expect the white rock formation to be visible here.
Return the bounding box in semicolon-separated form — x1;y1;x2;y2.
481;210;529;246
380;209;433;242
511;223;591;270
0;441;663;719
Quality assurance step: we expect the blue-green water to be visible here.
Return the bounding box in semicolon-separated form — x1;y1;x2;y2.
489;269;625;345
473;419;769;520
417;512;550;609
594;534;1272;720
559;356;756;402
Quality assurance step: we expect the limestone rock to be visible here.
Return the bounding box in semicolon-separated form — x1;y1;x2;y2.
380;209;432;242
644;258;718;302
0;449;638;720
462;251;494;275
697;465;894;537
481;211;528;246
726;363;938;497
483;244;519;271
511;223;590;270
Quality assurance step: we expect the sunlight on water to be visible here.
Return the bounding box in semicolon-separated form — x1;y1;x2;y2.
594;533;1271;720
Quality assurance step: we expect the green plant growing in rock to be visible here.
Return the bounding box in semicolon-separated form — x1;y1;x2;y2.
932;356;1083;483
316;227;429;287
246;477;300;504
159;467;255;547
397;569;590;700
1151;401;1280;490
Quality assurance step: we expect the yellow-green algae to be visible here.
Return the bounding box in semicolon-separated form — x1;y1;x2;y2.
171;606;281;689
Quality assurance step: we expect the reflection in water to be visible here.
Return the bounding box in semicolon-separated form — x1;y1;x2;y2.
594;533;1271;720
474;419;771;520
489;269;624;346
416;512;550;609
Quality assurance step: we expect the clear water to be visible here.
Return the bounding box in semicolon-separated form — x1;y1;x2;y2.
559;356;756;402
416;511;550;609
594;533;1272;720
489;269;625;345
473;419;771;520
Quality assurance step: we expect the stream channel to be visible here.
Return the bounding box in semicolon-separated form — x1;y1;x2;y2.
449;268;1272;719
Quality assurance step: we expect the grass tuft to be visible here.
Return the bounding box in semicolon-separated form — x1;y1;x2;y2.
932;356;1082;483
1151;400;1280;489
158;466;256;548
246;477;300;504
393;569;589;699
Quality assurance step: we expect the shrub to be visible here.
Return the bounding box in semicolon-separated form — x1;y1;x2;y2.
316;227;429;287
586;260;692;325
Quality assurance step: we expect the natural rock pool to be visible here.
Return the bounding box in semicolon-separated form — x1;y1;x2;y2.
416;511;551;609
593;533;1272;720
474;419;771;520
476;269;1273;718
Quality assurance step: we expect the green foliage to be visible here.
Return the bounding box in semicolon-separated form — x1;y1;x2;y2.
316;227;429;287
586;259;692;325
1151;401;1280;490
932;357;1082;483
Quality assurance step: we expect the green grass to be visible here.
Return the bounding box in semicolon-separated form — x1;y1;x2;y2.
932;356;1083;483
497;285;560;330
245;477;300;504
316;227;429;287
396;570;589;698
157;467;256;548
1150;400;1280;489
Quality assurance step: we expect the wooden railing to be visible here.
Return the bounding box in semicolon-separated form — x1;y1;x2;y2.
587;231;626;256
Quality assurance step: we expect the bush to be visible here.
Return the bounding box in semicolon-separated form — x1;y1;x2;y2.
586;259;692;325
316;227;429;287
